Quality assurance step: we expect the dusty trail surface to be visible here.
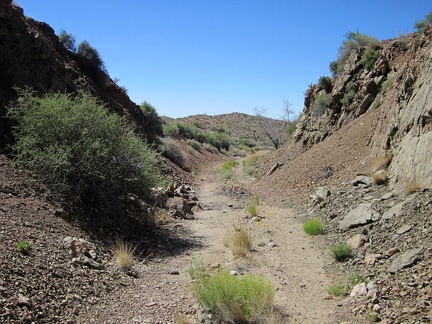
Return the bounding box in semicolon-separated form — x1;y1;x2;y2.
78;157;343;323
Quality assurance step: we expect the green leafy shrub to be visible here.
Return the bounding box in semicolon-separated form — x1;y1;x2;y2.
220;160;236;180
58;29;76;52
341;81;356;107
318;76;333;93
303;217;324;235
327;283;348;297
190;262;275;322
414;11;432;33
331;31;379;76
242;155;259;177
312;92;331;117
163;123;180;137
140;101;163;135
362;47;380;71
17;240;32;254
8;90;163;213
76;40;107;84
330;243;353;261
187;139;201;151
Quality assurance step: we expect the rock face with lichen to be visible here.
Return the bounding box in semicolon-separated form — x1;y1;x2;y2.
0;1;161;149
294;25;432;194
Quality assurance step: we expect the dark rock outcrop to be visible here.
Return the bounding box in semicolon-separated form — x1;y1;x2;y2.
0;1;161;149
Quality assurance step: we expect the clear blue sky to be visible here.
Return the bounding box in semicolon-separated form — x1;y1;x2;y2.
17;1;431;119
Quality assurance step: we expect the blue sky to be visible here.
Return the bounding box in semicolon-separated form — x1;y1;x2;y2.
17;1;431;118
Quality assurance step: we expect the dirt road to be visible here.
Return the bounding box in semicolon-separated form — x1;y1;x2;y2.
78;157;343;323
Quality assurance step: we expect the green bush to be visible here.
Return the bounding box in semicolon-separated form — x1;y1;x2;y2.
220;160;236;180
17;240;32;254
362;47;380;71
58;29;76;52
163;123;179;137
312;92;331;117
140;101;163;134
318;76;333;93
331;31;379;76
330;243;353;261
341;81;356;108
8;90;163;212
78;40;104;69
187;139;201;151
414;11;432;33
303;217;324;235
190;262;275;322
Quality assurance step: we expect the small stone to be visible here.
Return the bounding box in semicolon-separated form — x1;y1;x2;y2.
347;234;368;249
230;270;238;276
364;253;382;266
350;282;368;297
210;263;220;269
385;247;401;256
17;294;32;308
396;224;412;235
388;247;423;273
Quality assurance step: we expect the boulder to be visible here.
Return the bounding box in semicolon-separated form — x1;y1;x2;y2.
339;203;381;231
388;248;423;273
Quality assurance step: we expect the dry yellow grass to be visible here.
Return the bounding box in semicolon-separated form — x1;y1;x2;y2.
371;170;388;185
405;179;420;195
113;240;136;270
370;154;392;173
225;227;252;257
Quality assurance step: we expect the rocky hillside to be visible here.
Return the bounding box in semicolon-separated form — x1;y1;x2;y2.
0;0;161;150
294;25;432;195
166;112;288;149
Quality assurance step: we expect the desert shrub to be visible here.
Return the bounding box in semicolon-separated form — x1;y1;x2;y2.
77;40;106;72
318;76;333;93
414;11;432;33
17;240;32;254
246;204;258;217
242;155;259;177
330;243;353;261
341;81;356;108
331;31;379;76
303;217;324;235
113;240;136;270
362;47;380;71
251;194;260;206
58;29;77;52
220;160;236;180
312;92;331;117
405;179;420;195
76;40;108;84
371;154;392;173
224;226;252;257
327;283;349;297
380;77;393;94
285;121;297;138
371;170;388;185
190;261;275;322
187;139;201;151
160;137;187;169
140;101;163;134
163;123;180;137
8;90;162;212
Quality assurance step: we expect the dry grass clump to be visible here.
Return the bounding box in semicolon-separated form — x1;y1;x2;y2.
189;258;275;323
224;225;252;257
405;179;420;195
370;154;392;173
113;240;136;270
371;170;388;185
